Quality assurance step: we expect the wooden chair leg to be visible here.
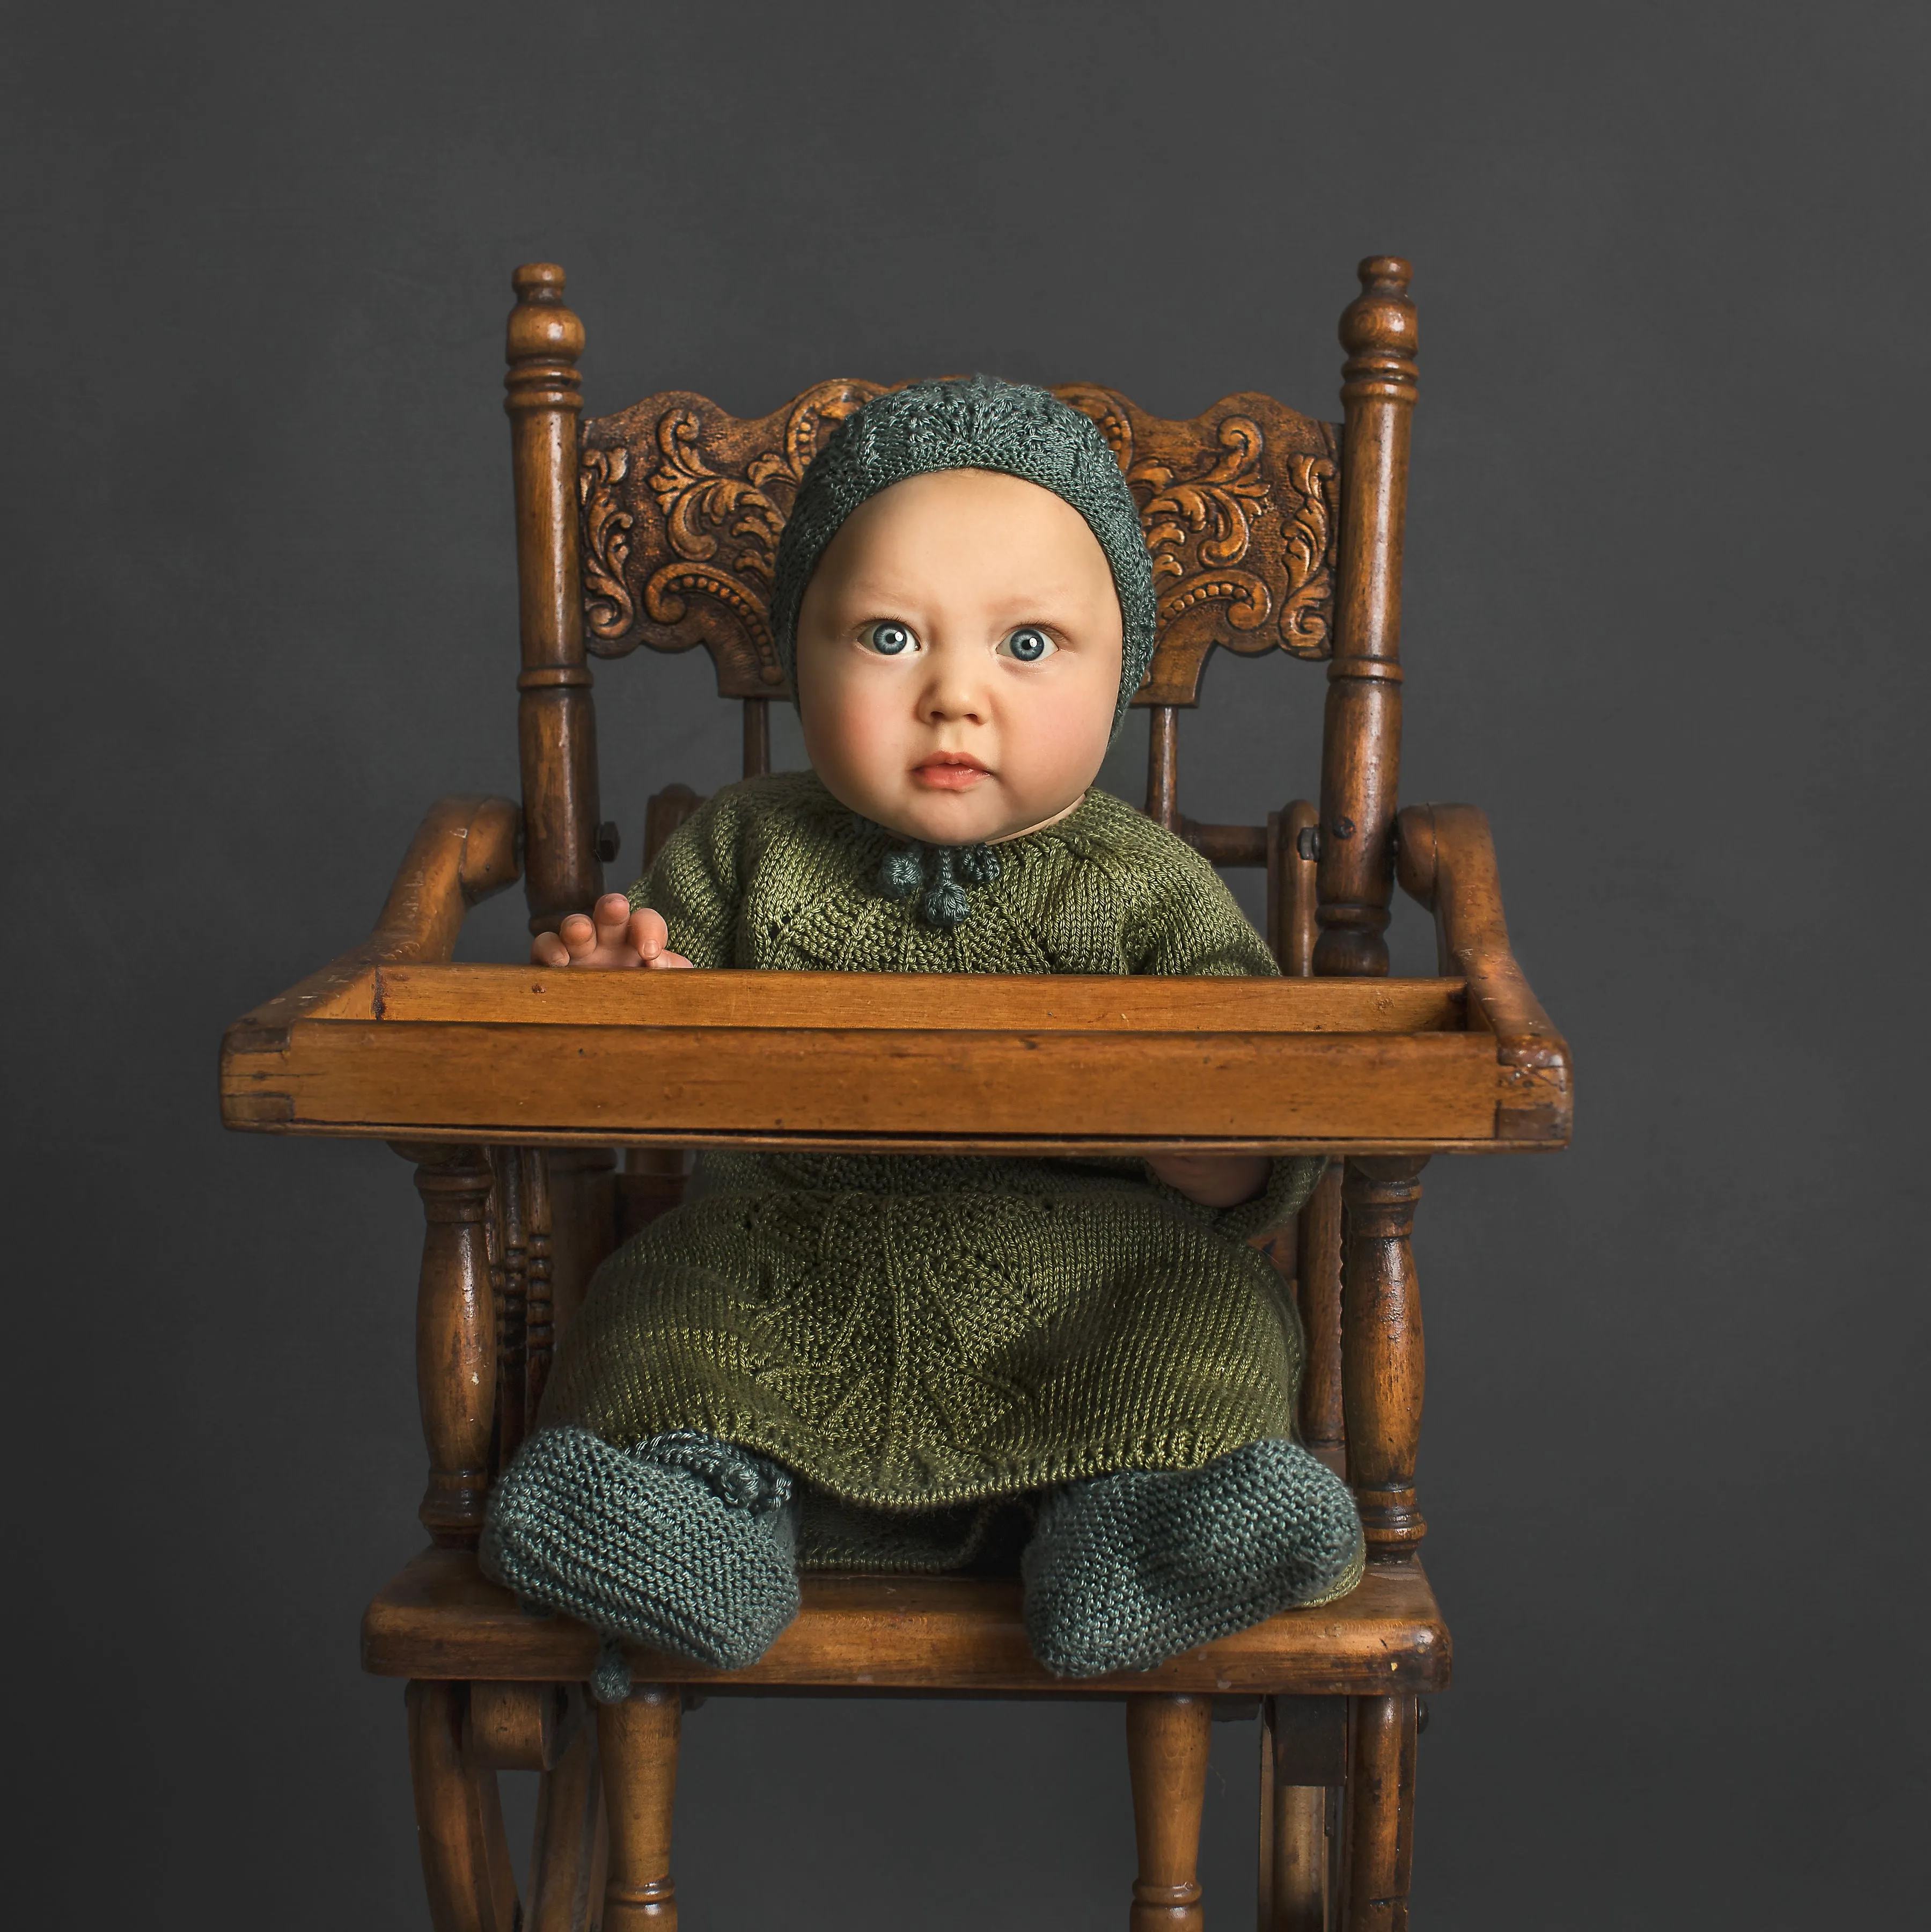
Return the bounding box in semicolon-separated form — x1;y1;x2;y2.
1260;1695;1346;1931
1128;1692;1213;1931
1265;1784;1330;1931
528;1690;608;1932
598;1684;682;1929
1342;1696;1417;1932
406;1680;520;1932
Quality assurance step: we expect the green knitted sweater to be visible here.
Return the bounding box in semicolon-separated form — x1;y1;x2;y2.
537;772;1324;1562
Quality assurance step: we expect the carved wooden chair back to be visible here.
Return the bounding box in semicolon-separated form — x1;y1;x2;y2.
504;257;1419;983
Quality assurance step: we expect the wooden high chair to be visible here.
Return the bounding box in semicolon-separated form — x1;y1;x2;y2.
222;256;1570;1930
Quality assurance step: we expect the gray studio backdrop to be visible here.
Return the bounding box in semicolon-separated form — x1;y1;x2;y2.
7;2;1926;1925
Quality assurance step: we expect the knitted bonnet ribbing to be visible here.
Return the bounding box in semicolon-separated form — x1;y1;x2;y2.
769;375;1158;733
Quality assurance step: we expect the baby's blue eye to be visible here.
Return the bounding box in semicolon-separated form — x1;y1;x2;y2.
861;621;915;655
1001;627;1055;662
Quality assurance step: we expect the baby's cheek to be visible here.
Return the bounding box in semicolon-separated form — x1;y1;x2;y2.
802;683;904;811
1016;685;1112;797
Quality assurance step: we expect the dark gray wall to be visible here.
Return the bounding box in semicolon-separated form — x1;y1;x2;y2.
8;2;1926;1924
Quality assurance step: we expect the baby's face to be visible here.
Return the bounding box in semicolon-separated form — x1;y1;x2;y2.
795;468;1125;846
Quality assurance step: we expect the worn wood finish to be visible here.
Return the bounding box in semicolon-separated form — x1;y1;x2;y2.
520;1148;556;1422
543;1146;618;1342
275;964;1465;1034
398;1145;496;1548
1316;259;1418;978
1128;1694;1213;1931
1183;817;1268;867
529;1694;608;1932
1258;1696;1346;1932
1343;1697;1417;1932
1147;705;1181;828
222;794;520;1060
232;1014;1499;1147
485;1147;528;1465
1397;801;1572;1140
642;784;703;872
407;1680;520;1932
1264;1782;1329;1932
599;1687;682;1929
363;1547;1451;1693
616;1147;694;1243
507;265;604;934
740;696;770;778
1275;800;1321;978
222;968;1506;1152
1342;1159;1428;1564
1296;1161;1347;1469
470;1679;570;1771
579;379;1339;709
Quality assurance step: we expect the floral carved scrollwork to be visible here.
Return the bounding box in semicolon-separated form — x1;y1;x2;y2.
579;448;635;639
1279;452;1338;660
576;379;885;695
581;379;1338;704
1059;386;1342;701
1134;415;1274;635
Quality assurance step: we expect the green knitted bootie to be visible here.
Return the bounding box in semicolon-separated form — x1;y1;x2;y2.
1020;1440;1365;1678
481;1425;802;1673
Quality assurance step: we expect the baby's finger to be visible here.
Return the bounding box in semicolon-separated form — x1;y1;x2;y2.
628;908;669;961
531;931;570;968
592;893;633;946
559;912;597;960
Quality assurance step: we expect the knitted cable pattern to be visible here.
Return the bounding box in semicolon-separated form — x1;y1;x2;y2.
768;375;1158;731
1020;1439;1367;1678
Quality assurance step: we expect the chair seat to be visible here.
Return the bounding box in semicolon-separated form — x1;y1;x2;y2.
361;1547;1451;1696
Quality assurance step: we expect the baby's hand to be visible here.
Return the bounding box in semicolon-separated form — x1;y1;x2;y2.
1146;1153;1271;1209
531;894;695;970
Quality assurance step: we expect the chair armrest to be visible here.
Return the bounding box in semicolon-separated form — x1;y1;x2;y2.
1396;803;1571;1142
227;795;522;1043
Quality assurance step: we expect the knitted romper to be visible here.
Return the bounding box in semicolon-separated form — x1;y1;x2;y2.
486;771;1367;1677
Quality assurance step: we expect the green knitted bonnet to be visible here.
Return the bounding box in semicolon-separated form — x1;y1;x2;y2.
770;375;1157;733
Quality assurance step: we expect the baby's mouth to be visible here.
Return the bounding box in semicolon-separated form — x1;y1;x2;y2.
911;752;991;792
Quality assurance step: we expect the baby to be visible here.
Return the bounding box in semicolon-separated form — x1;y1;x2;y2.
483;377;1363;1687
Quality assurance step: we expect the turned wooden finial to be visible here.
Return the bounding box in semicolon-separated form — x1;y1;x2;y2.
1340;258;1417;358
504;261;604;932
507;262;586;367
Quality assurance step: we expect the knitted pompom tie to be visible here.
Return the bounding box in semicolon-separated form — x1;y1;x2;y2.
876;839;1002;929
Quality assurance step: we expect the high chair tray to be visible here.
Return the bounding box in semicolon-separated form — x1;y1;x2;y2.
221;793;1570;1154
223;963;1563;1153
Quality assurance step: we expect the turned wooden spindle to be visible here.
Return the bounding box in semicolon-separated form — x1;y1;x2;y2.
599;1686;682;1929
489;1147;528;1462
1146;705;1181;830
399;1144;497;1547
530;1689;608;1930
741;695;771;778
1296;1161;1347;1467
542;1147;619;1341
507;262;605;934
1341;1157;1428;1562
406;1681;519;1931
1259;1696;1347;1932
1315;257;1418;978
521;1147;556;1425
1343;1696;1418;1932
1127;1693;1213;1932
